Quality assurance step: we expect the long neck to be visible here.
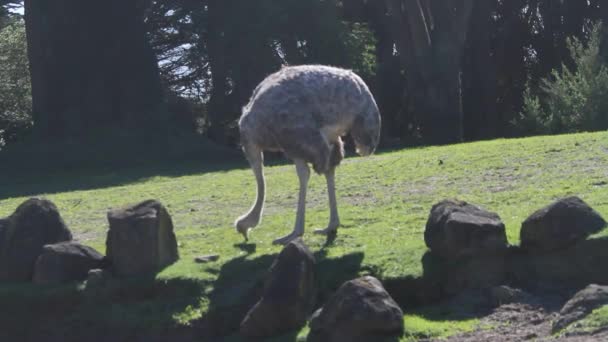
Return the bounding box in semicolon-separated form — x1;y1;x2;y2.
251;165;265;216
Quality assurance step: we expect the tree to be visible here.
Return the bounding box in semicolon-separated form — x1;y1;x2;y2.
601;0;608;63
517;24;608;135
386;0;474;144
24;0;164;139
0;17;31;146
462;0;498;141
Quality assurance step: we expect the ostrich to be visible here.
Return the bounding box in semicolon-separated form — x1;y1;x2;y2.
235;65;381;245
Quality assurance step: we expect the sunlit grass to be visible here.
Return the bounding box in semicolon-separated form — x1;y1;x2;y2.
1;131;607;340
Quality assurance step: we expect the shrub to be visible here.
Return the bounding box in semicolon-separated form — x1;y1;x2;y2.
515;23;608;135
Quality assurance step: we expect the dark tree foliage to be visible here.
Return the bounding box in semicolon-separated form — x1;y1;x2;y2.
3;0;607;147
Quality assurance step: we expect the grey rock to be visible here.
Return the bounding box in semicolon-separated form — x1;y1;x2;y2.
552;284;608;333
106;200;178;277
0;198;72;282
509;237;608;289
521;196;606;253
32;242;106;285
240;238;316;338
489;285;529;306
308;276;404;342
425;199;507;258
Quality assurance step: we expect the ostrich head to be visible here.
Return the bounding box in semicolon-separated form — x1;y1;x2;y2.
351;107;381;156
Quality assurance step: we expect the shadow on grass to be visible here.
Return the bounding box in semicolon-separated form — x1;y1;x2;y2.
383;251;497;324
0;275;214;342
0;131;407;201
0;158;250;200
195;247;365;341
0;131;252;199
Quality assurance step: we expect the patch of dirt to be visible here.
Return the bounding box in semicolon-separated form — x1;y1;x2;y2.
441;290;608;342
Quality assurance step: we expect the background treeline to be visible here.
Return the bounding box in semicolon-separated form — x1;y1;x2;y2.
1;0;607;152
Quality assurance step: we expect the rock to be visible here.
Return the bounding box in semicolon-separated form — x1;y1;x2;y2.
520;196;606;253
240;238;316;338
509;237;608;289
0;198;72;282
194;254;220;263
424;199;508;258
308;276;404;342
552;284;608;332
489;285;529;306
106;200;178;277
32;242;106;285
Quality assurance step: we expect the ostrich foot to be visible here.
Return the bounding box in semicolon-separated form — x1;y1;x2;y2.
313;223;339;236
237;226;250;242
313;227;337;235
272;231;302;245
315;224;339;245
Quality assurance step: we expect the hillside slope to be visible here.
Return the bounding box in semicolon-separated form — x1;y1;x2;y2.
0;131;607;340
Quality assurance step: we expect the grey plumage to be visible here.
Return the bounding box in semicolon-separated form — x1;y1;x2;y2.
235;65;381;245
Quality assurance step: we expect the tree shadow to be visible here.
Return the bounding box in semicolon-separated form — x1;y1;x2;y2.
0;275;214;342
194;247;365;341
383;251;503;323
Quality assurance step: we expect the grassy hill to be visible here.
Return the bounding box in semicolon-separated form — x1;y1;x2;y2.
0;131;607;340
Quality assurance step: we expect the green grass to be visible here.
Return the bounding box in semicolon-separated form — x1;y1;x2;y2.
402;314;478;340
1;131;608;340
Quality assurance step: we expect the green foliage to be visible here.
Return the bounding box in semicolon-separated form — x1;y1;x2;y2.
342;22;377;81
516;23;608;135
0;17;31;148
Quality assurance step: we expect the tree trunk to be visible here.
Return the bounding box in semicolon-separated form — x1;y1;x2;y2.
386;0;473;145
205;0;229;142
463;0;498;140
24;0;164;139
601;0;608;63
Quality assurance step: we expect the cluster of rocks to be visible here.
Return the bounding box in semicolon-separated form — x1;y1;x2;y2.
418;196;608;338
425;196;606;259
0;198;178;285
239;239;405;341
236;196;607;340
418;196;607;296
2;194;606;340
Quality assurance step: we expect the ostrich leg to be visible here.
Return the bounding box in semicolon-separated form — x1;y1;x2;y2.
235;145;265;241
315;167;340;235
273;159;310;245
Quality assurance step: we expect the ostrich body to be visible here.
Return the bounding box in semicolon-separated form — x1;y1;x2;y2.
236;65;381;245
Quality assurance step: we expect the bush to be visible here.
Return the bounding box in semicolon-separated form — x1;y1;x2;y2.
515;23;608;135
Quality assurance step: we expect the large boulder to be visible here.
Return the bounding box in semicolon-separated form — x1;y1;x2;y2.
0;198;72;282
308;276;404;342
106;200;178;277
552;284;608;333
520;196;606;253
240;238;316;338
424;199;507;258
32;242;106;285
421;250;507;297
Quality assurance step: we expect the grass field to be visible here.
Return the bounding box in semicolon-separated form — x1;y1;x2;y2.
1;131;607;340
